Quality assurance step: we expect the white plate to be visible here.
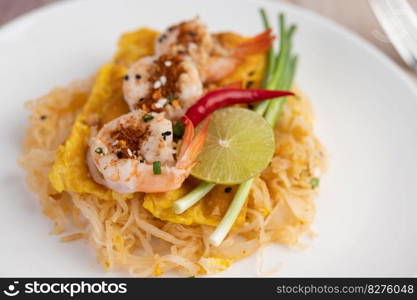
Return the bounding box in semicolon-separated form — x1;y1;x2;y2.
1;0;416;277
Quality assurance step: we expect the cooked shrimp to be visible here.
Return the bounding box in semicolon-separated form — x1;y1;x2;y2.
87;110;209;193
123;54;203;120
154;17;213;68
155;18;273;83
202;29;274;82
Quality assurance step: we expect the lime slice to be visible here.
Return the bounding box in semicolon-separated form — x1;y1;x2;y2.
191;107;275;184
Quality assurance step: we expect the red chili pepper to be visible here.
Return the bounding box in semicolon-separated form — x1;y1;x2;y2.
182;88;294;126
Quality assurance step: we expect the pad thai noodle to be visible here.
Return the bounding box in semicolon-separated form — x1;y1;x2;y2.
19;10;326;276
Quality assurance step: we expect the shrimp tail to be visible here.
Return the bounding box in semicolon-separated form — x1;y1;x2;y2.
177;117;210;169
232;29;274;58
178;116;194;159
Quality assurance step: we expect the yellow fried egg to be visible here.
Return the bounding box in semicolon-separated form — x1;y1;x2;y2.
143;182;248;226
49;29;158;201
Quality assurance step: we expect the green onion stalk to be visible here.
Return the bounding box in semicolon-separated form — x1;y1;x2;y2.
173;182;215;214
174;9;298;247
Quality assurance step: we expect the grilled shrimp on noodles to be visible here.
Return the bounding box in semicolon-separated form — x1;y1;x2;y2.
87;110;209;193
154;18;274;83
123;54;203;120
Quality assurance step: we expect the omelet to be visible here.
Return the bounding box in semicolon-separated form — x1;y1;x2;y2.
199;256;232;274
143;182;248;226
49;27;265;226
49;28;158;200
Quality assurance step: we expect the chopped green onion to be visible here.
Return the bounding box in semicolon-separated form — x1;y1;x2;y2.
259;8;274;88
143;114;154;122
153;161;162;175
264;55;298;126
94;147;104;154
209;179;253;246
255;15;296;116
269;15;291;87
310;177;320;188
255;9;275;114
269;39;296;89
173;121;185;138
254;101;269;115
173;182;215;214
167;93;175;102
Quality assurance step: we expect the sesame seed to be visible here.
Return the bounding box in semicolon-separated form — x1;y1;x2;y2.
155;98;167;108
153;81;161;89
124;75;129;81
160;76;167;85
127;148;133;157
112;140;119;146
135;74;142;80
164;60;172;67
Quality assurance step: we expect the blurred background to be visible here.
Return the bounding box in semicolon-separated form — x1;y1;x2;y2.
1;0;416;80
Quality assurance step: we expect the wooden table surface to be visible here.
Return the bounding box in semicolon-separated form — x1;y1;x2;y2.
1;0;416;81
